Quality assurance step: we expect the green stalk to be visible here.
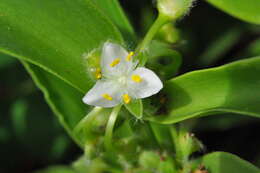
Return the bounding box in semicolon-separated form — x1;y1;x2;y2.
136;14;169;53
104;105;122;151
73;107;103;145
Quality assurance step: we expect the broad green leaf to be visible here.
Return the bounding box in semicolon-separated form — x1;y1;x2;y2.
91;0;135;43
148;57;260;124
21;61;88;147
206;0;260;24
0;0;123;93
202;152;260;173
124;99;143;119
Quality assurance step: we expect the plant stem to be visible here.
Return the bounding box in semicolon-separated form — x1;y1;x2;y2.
136;14;169;53
73;107;103;145
104;105;122;151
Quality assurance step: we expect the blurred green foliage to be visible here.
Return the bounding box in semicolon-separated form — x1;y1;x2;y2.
0;56;80;172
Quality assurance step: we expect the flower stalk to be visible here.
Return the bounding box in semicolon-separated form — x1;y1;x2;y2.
104;105;122;151
136;14;169;53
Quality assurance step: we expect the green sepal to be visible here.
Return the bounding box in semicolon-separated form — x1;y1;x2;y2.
124;99;143;119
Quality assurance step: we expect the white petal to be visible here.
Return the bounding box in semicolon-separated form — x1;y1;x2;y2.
101;42;135;76
127;67;163;98
82;80;123;108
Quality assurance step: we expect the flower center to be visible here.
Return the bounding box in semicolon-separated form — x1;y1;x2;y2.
118;76;128;86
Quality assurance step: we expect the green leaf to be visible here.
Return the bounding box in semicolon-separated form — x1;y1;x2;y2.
202;152;260;173
0;0;123;92
124;99;143;119
206;0;260;24
21;61;88;147
0;0;127;147
148;57;260;124
91;0;135;43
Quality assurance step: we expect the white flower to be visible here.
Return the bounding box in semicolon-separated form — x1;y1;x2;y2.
82;42;163;108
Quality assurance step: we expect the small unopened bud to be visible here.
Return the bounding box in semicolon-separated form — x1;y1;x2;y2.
157;0;195;20
156;23;180;43
83;48;101;81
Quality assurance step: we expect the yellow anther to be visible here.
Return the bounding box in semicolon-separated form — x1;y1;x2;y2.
126;51;134;61
102;94;113;101
123;94;131;104
131;74;142;83
110;58;120;67
95;68;102;79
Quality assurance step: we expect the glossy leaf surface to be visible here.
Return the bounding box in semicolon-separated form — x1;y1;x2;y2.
206;0;260;24
149;57;260;124
202;152;260;173
91;0;135;43
0;0;123;92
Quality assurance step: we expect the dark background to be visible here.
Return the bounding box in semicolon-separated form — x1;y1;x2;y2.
0;0;260;172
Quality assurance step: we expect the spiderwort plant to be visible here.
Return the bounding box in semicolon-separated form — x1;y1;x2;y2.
82;42;163;108
1;0;260;172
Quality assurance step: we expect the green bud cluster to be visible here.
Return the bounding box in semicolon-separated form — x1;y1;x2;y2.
157;0;195;20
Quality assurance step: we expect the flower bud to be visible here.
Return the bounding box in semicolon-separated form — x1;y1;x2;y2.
82;48;101;81
157;0;195;20
156;23;180;43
